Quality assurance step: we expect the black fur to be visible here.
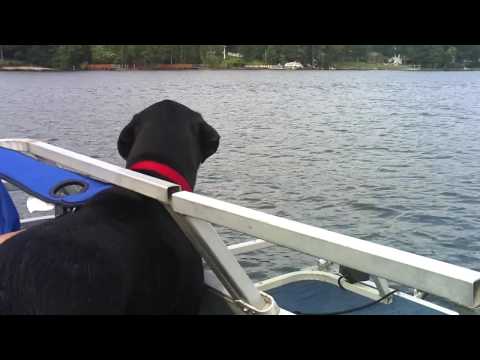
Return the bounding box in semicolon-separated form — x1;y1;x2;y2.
0;100;220;314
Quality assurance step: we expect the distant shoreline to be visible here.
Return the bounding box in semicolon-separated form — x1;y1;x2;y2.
1;65;479;72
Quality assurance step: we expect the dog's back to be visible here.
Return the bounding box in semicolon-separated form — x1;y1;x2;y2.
0;187;204;314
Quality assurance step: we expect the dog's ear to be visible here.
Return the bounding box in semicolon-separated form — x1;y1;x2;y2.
199;120;220;163
117;115;138;160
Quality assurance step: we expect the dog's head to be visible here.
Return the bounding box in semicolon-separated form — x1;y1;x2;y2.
118;100;220;190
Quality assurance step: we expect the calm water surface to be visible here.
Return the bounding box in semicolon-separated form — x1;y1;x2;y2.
1;70;480;285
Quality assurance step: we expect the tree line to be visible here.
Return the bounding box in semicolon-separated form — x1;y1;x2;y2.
1;45;479;69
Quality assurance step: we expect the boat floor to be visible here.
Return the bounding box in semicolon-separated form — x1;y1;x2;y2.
266;280;451;315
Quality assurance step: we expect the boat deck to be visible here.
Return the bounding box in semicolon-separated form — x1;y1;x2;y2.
267;280;451;315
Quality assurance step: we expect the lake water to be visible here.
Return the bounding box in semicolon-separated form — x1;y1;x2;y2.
1;70;480;288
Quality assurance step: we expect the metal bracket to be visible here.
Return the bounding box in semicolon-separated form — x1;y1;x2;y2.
317;258;336;272
371;276;394;304
413;289;427;299
234;292;280;315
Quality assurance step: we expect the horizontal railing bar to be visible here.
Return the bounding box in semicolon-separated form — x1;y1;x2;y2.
227;239;274;255
20;215;55;224
0;139;180;203
171;191;480;308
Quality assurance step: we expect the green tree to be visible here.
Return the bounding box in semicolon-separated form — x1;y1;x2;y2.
52;45;90;69
4;44;480;69
199;45;223;67
445;46;457;65
91;45;120;63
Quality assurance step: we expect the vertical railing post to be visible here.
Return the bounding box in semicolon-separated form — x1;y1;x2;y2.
165;205;278;314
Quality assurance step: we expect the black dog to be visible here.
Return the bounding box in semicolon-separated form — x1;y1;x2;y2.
0;100;220;314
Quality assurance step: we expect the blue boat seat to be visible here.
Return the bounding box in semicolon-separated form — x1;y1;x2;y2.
0;146;112;233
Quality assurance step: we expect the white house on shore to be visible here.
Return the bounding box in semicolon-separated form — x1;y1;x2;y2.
227;52;243;58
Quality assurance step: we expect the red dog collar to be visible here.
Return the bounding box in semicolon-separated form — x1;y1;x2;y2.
129;161;192;192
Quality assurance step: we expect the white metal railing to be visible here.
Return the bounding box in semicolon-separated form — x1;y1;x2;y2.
171;191;480;308
1;139;480;311
227;239;274;255
0;139;179;203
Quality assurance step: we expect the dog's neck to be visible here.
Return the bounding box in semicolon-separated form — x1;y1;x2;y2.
129;160;193;192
